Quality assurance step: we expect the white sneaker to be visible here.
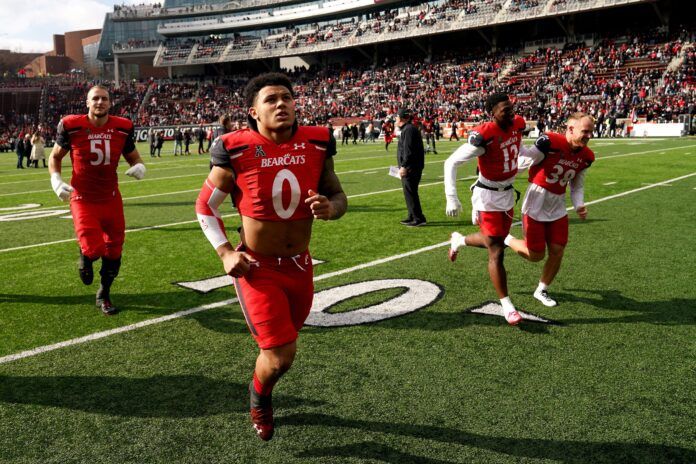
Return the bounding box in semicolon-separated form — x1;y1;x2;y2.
448;232;465;262
534;289;557;307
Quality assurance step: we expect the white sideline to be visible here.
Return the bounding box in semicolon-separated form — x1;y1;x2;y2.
1;171;694;365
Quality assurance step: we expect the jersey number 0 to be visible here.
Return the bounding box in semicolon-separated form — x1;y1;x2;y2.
272;169;301;219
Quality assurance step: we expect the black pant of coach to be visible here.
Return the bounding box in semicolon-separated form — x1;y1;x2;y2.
397;118;426;225
401;169;425;224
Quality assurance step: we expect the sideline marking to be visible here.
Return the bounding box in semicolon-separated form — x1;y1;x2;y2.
1;172;694;364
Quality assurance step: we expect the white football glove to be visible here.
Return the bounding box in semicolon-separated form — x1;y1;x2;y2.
125;163;146;180
50;173;73;202
445;195;462;217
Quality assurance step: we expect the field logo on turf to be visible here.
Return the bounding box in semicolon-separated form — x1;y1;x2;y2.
306;279;442;327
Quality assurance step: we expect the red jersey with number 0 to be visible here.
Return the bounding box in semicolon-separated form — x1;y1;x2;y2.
210;126;335;221
470;115;526;181
528;132;594;194
56;115;136;202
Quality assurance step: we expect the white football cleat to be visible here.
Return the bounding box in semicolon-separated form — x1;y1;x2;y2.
534;289;558;307
504;309;522;326
448;232;465;262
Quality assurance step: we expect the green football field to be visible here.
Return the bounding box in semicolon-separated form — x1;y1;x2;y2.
0;137;695;463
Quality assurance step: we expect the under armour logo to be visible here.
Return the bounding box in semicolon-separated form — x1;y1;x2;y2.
293;143;306;150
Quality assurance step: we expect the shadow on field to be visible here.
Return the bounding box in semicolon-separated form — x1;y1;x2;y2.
284;413;696;463
547;289;696;325
298;441;455;464
0;292;189;315
0;375;323;418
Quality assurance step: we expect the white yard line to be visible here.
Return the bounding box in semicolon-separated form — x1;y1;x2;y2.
2;144;692;202
1;171;694;365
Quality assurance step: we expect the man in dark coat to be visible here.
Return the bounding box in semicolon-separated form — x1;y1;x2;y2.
396;108;426;226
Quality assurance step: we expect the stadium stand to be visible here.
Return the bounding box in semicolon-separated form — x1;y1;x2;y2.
1;0;693;144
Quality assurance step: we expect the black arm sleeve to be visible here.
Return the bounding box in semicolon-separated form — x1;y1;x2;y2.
534;134;552;154
210;136;232;168
327;129;337;158
123;125;136;154
55;120;71;150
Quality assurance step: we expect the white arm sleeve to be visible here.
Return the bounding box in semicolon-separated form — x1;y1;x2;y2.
196;180;231;250
569;169;587;210
444;143;484;196
517;145;545;173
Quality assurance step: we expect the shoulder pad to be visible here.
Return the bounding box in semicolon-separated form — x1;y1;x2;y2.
468;130;485;147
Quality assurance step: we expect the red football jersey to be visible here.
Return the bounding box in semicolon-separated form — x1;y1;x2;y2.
528;132;594;194
469;115;526;181
56;115;136;202
211;126;335;221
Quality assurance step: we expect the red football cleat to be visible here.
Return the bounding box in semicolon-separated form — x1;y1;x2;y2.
504;309;522;326
250;406;274;441
448;248;458;262
448;232;464;262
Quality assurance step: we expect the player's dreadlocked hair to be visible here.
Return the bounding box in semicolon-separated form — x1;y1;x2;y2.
484;93;510;114
245;73;295;132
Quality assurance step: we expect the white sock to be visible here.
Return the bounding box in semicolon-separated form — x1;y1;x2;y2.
500;296;516;314
536;282;548;293
504;234;515;247
452;232;467;249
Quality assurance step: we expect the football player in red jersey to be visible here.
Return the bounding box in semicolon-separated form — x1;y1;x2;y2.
195;73;347;441
48;85;146;316
444;93;525;325
505;113;595;307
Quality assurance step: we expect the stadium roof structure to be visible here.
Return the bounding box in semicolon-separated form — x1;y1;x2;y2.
104;0;669;83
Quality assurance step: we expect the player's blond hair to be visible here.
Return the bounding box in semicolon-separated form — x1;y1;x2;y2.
567;112;594;125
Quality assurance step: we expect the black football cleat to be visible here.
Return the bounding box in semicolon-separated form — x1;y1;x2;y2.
96;298;119;316
399;217;413;225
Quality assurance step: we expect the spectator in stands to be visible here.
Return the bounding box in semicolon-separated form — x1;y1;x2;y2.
383;119;395;151
449;120;460;141
341;124;350;145
367;122;376;142
174;127;184;156
30;131;46;168
423;117;438;154
184;128;192;155
197;124;206;154
155;131;164;157
148;128;156;157
15;134;27;169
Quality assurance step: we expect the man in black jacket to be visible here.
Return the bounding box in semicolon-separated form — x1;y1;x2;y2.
396;108;426;227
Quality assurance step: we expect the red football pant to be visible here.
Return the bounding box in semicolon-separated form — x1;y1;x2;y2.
71;193;125;260
523;214;569;253
477;209;514;237
233;249;314;350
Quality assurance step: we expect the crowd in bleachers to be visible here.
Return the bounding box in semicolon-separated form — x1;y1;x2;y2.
1;28;693;153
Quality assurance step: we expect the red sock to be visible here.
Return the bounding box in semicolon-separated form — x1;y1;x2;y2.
253;371;276;397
